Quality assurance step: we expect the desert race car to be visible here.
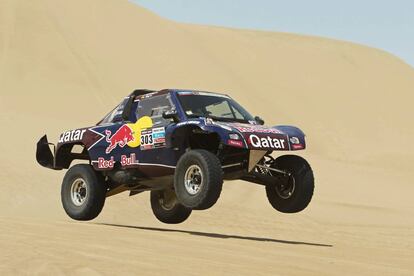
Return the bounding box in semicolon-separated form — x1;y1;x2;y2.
36;89;314;223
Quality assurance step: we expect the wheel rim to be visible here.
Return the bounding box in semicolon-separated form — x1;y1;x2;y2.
159;189;177;211
276;175;296;199
70;178;88;206
184;165;203;195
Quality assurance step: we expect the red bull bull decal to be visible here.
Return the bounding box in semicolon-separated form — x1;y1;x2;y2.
104;116;154;153
105;125;135;154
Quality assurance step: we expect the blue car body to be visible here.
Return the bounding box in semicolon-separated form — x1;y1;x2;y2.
37;89;307;191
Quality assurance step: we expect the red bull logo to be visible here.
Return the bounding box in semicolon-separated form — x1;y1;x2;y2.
121;153;138;166
98;157;115;169
105;125;134;154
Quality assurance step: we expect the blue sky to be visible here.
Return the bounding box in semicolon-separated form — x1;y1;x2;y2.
131;0;414;67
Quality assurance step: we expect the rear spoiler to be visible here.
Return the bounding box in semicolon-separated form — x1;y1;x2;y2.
36;135;61;170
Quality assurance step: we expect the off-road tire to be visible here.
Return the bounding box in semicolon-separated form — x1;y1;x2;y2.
265;155;314;213
174;149;223;210
61;164;107;221
150;189;192;224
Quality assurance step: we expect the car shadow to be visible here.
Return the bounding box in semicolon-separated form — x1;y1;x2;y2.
96;223;332;248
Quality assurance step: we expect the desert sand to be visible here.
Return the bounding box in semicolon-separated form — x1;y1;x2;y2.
0;0;413;275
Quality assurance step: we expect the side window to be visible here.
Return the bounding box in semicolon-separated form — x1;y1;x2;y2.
99;98;129;125
136;94;174;126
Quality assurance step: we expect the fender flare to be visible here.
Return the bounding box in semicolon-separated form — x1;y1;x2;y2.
166;123;229;149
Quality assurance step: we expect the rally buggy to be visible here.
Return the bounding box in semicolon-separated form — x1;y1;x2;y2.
36;89;314;223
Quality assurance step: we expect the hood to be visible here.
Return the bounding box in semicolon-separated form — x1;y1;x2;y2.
215;122;306;151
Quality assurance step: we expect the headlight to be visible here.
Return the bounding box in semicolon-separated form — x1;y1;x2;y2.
289;137;300;144
229;133;241;140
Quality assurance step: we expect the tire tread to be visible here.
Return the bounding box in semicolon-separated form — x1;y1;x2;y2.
174;149;223;210
265;155;314;213
61;164;106;221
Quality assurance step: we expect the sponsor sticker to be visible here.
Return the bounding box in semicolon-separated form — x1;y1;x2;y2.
59;129;86;143
227;139;244;148
248;134;287;149
292;144;304;150
178;91;230;98
140;129;154;150
152;127;166;145
104;116;154;153
235;125;283;134
138;92;158;100
97;157;115;169
140;127;167;150
121;153;139;166
105;125;134;154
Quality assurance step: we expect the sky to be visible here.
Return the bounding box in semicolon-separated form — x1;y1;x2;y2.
131;0;414;67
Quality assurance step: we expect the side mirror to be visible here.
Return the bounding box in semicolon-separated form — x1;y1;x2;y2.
162;110;180;123
254;116;265;125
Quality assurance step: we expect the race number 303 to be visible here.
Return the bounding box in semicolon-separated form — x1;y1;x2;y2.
141;132;153;146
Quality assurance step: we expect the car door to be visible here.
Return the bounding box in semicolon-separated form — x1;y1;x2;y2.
132;93;178;173
87;97;133;170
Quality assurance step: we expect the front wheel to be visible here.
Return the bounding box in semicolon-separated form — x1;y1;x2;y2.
150;189;192;224
61;164;107;221
174;149;223;210
265;155;314;213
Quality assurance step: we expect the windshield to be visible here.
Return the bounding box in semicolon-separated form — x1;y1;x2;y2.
177;92;254;123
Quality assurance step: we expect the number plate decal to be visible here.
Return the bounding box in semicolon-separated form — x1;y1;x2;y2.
140;127;166;150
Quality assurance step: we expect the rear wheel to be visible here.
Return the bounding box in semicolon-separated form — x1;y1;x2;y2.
265;155;314;213
61;164;107;221
150;189;192;224
174;149;223;210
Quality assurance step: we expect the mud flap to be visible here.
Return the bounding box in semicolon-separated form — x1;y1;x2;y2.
36;135;60;170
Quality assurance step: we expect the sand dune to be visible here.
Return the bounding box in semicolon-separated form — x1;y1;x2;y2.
0;0;413;275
